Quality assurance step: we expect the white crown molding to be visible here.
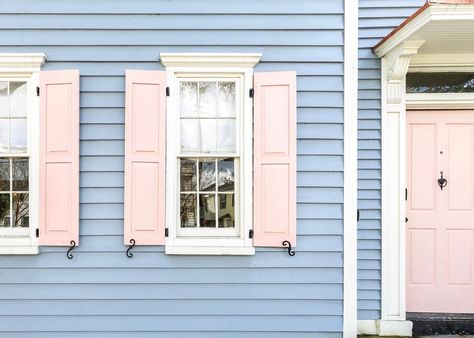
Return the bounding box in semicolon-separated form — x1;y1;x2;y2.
159;53;262;68
0;53;46;73
374;4;474;58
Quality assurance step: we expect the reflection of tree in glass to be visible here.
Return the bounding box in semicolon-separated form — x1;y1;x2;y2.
13;158;28;191
0;195;8;223
180;194;196;227
12;193;28;227
0;159;8;190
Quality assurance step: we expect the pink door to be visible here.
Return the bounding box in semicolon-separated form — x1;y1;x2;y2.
407;110;474;313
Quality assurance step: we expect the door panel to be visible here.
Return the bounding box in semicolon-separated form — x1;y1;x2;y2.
407;110;474;314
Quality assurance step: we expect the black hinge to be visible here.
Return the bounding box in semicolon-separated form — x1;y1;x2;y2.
405;188;408;201
357;209;360;222
165;228;169;237
166;87;170;97
249;229;254;239
249;88;254;98
35;228;39;238
36;86;40;96
405;217;408;223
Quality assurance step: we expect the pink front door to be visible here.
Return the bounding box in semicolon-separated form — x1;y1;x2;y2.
407;110;474;313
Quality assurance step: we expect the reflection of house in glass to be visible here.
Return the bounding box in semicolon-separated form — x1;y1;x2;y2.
179;158;235;228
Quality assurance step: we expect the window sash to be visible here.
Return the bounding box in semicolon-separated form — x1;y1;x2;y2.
0;78;33;238
176;76;242;238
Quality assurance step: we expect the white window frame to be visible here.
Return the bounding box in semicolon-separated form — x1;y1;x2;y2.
0;53;45;255
161;53;261;255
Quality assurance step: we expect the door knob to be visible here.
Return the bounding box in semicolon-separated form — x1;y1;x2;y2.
438;171;447;190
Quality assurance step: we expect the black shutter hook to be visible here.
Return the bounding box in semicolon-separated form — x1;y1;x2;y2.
126;239;136;258
282;240;295;256
66;240;76;259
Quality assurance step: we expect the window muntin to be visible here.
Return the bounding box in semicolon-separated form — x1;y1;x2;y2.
0;81;29;234
177;78;240;237
407;72;474;93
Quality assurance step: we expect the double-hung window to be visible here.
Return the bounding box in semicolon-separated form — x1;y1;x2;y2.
178;79;240;237
0;53;44;254
0;81;30;234
162;54;259;255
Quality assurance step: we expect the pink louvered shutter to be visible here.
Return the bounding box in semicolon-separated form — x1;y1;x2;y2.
253;71;297;247
39;70;80;246
124;70;166;245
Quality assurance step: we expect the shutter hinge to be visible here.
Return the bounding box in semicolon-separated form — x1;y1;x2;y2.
165;228;169;237
249;229;254;239
405;188;408;201
36;86;40;96
357;209;360;222
35;228;39;238
166;87;170;97
249;88;254;98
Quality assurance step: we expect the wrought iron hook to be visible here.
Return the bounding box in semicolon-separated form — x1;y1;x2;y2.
282;240;295;256
66;240;76;259
126;239;136;258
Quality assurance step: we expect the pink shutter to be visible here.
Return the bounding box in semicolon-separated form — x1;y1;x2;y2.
124;70;166;245
39;70;80;246
253;71;297;247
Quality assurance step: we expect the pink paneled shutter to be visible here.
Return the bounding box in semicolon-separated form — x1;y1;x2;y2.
124;70;166;245
253;71;297;247
39;70;80;246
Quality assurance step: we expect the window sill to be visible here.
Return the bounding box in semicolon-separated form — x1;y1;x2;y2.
0;245;38;255
0;235;38;254
165;245;255;255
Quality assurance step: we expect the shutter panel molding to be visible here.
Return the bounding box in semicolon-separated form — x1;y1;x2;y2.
124;70;166;245
253;71;297;247
39;70;80;246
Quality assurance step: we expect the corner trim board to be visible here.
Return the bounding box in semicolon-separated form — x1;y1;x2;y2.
343;0;359;336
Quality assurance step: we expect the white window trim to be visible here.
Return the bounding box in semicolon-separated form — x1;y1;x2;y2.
161;53;261;255
0;53;45;255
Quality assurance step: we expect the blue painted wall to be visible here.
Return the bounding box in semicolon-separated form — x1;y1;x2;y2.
0;0;345;336
357;0;426;320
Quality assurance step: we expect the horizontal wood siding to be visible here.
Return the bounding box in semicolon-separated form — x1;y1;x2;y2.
0;0;344;336
357;0;425;320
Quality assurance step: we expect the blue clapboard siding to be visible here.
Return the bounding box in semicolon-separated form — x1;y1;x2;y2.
0;0;344;337
357;0;425;320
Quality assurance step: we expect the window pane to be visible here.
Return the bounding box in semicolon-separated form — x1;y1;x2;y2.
0;119;8;153
199;119;217;152
218;158;234;192
406;72;474;93
198;82;217;117
12;193;28;227
180;119;198;152
0;194;10;227
9;82;27;117
217;119;236;152
218;194;235;228
199;159;216;191
180;82;198;117
0;82;8;117
218;82;236;117
180;194;197;228
180;158;196;192
10;118;27;153
199;193;216;228
0;159;9;191
12;158;28;191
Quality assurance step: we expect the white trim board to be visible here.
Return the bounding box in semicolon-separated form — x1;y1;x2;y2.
343;0;358;336
358;320;413;337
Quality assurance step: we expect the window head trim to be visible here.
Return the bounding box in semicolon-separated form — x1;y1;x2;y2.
160;53;261;69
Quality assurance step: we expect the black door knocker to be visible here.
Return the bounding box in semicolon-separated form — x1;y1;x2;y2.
437;171;447;190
